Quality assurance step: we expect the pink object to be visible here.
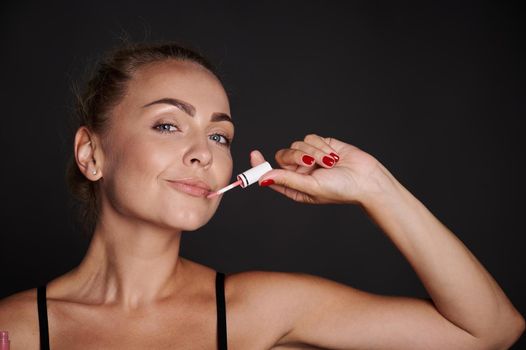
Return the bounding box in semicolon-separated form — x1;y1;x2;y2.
0;331;10;350
207;179;242;198
207;162;273;198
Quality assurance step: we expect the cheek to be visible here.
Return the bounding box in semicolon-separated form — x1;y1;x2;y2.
215;153;234;186
101;136;175;215
106;139;169;183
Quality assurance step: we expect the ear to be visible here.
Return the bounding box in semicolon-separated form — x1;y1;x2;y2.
74;127;104;180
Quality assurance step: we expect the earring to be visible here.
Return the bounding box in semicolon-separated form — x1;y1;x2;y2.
92;169;97;175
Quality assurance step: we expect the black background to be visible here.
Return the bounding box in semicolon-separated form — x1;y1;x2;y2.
1;1;525;348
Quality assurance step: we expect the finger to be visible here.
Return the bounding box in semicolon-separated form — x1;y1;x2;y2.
249;149;267;168
303;134;341;164
258;168;320;196
272;148;311;174
276;144;335;170
275;148;320;170
322;136;360;152
290;140;340;168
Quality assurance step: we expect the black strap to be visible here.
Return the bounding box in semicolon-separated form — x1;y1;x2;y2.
215;272;228;350
36;276;227;350
37;285;50;350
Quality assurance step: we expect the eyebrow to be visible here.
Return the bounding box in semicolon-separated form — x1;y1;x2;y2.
142;98;233;124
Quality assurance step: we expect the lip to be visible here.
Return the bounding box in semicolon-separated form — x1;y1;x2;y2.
166;178;212;198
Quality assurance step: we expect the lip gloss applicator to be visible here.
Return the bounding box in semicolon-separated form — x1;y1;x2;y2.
207;161;272;198
0;331;10;350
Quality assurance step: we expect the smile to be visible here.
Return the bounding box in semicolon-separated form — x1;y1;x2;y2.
166;180;211;198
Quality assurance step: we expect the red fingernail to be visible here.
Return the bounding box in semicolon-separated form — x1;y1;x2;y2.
330;152;340;162
260;179;275;187
302;155;315;165
322;156;335;167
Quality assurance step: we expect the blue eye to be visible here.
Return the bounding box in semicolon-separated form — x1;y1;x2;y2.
154;123;178;133
153;123;231;146
210;133;231;146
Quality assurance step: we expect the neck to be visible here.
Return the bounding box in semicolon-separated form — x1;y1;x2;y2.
64;207;185;309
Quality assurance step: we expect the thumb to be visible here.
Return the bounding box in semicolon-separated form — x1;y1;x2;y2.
249;149;267;167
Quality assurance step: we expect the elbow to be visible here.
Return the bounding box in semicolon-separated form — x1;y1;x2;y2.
514;312;526;342
483;310;525;350
507;311;525;348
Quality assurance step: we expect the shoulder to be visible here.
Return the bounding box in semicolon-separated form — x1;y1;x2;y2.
224;270;345;347
225;270;317;322
0;288;40;349
226;270;313;295
0;288;39;326
224;270;361;318
224;270;395;349
225;270;346;302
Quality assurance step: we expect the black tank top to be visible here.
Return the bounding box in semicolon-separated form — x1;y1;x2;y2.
37;271;228;350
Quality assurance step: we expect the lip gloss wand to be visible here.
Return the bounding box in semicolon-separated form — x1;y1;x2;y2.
0;331;10;350
207;162;272;198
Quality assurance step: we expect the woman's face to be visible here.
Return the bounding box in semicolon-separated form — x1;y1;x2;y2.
98;60;233;231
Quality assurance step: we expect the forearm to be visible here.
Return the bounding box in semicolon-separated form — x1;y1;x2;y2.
360;163;525;344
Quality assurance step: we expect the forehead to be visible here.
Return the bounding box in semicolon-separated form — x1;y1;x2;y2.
124;60;230;114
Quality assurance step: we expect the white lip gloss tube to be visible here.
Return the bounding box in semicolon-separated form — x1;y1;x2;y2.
237;161;272;188
207;162;273;198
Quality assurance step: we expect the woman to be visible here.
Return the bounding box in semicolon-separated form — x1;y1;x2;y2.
0;42;523;349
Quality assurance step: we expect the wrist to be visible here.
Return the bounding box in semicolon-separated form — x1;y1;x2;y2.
357;162;405;209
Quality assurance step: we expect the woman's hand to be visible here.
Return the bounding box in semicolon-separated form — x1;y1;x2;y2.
251;134;395;205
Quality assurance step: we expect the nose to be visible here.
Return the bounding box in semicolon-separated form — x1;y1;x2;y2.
183;134;213;169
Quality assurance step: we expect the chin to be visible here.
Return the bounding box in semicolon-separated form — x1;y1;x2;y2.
158;203;216;232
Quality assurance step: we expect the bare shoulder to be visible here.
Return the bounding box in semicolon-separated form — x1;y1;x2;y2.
0;288;40;349
224;270;317;319
224;270;347;348
224;270;368;318
225;270;355;302
227;270;309;292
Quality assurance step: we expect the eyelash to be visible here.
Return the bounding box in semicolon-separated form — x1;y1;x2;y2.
153;123;232;147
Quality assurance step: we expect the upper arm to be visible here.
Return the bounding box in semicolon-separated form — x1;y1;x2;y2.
243;272;487;350
0;290;40;350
